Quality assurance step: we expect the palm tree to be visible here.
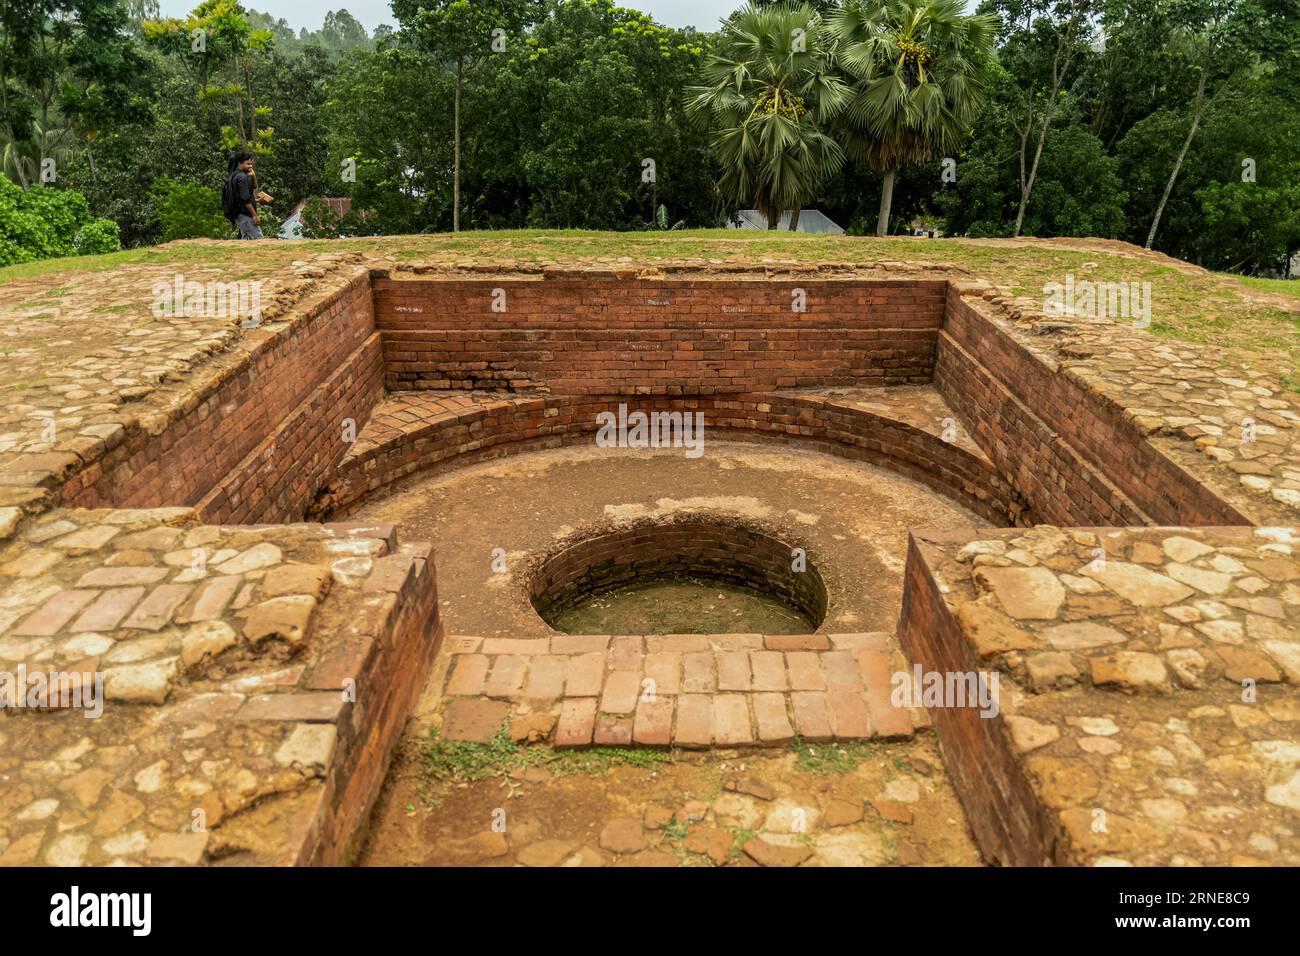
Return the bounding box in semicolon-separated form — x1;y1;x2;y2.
828;0;997;236
2;122;76;189
686;2;849;230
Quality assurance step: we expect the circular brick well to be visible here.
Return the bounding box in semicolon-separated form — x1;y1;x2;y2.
527;517;828;632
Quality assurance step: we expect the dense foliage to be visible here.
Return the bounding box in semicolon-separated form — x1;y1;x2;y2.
2;0;1296;275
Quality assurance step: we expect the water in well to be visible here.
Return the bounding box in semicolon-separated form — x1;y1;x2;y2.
550;574;816;635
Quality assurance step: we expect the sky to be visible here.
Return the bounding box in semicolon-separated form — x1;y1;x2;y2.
157;0;742;33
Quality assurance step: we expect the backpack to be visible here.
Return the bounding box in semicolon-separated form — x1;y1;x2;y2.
221;173;243;222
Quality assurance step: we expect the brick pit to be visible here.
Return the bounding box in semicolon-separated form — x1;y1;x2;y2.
0;253;1295;867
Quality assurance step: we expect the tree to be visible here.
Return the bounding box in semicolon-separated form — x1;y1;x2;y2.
142;0;276;154
981;0;1095;236
829;0;998;235
1141;0;1273;248
0;0;151;187
686;2;848;229
391;0;542;232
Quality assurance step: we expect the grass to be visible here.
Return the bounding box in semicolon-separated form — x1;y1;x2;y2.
793;735;882;774
1;229;1294;383
422;722;670;784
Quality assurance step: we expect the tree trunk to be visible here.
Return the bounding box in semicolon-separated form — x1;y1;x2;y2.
1014;112;1052;237
453;55;462;234
789;207;801;232
876;169;895;237
1145;71;1207;250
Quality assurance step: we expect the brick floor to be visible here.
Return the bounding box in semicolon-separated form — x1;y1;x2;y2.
435;632;915;749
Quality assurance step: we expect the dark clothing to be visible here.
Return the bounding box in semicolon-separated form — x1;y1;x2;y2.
232;170;256;213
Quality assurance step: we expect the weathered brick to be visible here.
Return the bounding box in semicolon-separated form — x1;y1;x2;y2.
712;694;753;745
446;654;489;696
555;698;597;748
674;694;712;747
523;654;567;701
753;692;794;745
749;650;788;691
681;651;715;692
790;691;833;742
565;652;604;697
716;651;751;691
599;669;641;715
643;652;681;696
485;655;526;697
633;696;673;746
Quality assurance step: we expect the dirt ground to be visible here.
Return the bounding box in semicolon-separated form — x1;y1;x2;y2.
346;439;985;637
347;441;991;866
360;731;983;867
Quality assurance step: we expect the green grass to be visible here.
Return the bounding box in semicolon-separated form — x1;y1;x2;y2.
2;229;1294;384
422;722;670;783
793;735;882;774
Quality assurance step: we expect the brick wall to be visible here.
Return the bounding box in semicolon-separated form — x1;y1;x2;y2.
897;531;1060;866
316;392;1023;526
195;333;384;524
529;518;828;628
374;276;945;394
63;275;380;521
936;291;1245;527
292;540;442;866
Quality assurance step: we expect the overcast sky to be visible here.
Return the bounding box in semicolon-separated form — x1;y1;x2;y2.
157;1;742;32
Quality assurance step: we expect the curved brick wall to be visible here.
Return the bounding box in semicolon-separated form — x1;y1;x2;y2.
528;518;829;630
315;391;1024;526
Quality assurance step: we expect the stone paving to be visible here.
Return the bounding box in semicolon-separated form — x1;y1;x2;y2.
0;506;436;866
909;524;1299;866
437;632;922;749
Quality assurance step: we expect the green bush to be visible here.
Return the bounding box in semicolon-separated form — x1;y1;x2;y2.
152;177;231;242
0;176;119;265
74;218;122;255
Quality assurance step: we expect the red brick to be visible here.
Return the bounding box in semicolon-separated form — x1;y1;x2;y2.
753;692;794;745
176;575;242;623
712;694;753;745
674;694;712;747
122;584;193;631
70;587;144;632
14;590;97;636
594;714;633;746
646;634;709;653
482;637;548;655
786;652;825;691
237;693;346;723
790;691;833;742
485;655;526;697
445;654;489;696
749;650;788;691
633;696;672;746
523;654;566;700
716;651;751;691
642;652;681;696
820;650;864;690
764;634;830;650
827;688;871;740
550;634;609;655
857;649;914;739
555;698;597;748
681;652;715;692
600;669;641;715
608;635;642;670
565;652;604;697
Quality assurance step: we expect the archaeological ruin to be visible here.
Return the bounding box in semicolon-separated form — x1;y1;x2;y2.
0;237;1296;868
